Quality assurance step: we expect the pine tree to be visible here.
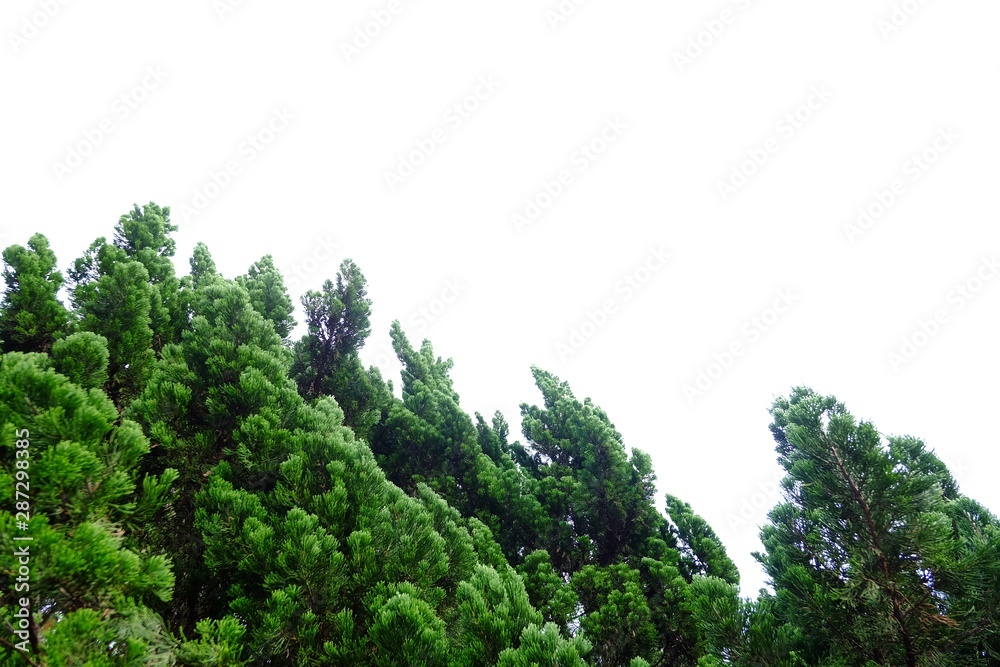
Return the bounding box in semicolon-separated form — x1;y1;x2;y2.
126;277;301;634
236;255;296;340
291;260;390;442
110;202;185;348
369;322;547;569
0;234;70;354
686;576;805;667
666;494;740;585
50;331;110;391
0;350;178;664
756;387;1000;666
73;260;157;406
517;367;731;666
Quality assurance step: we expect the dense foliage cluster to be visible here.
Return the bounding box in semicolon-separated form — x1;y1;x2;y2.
1;203;997;665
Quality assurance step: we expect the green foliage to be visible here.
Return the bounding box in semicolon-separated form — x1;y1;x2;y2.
687;576;805;667
666;494;740;585
5;204;998;666
50;331;109;391
236;255;296;340
0;352;179;664
495;623;592;667
0;234;70;354
291;259;390;443
76;260;157;405
754;387;1000;666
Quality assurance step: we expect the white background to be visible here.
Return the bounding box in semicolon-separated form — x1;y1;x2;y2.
3;0;998;595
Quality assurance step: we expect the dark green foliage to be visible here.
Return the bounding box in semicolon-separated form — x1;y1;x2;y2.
687;576;805;667
291;259;391;443
752;387;1000;666
516;367;733;666
666;494;740;585
0;234;70;354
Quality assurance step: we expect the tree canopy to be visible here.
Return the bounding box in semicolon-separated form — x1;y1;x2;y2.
1;203;996;666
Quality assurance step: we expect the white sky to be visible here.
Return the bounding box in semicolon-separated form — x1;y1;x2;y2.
3;0;998;595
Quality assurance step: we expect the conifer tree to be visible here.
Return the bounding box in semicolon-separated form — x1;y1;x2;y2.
0;234;70;354
126;278;301;633
756;387;1000;666
73;260;157;406
186;242;219;289
110;202;185;348
517;367;733;666
686;576;805;667
0;350;178;663
236;255;296;340
369;323;547;566
291;259;390;442
50;331;109;391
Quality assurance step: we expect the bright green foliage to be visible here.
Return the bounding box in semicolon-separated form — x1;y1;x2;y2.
0;352;177;664
50;331;109;391
0;234;70;354
755;387;1000;666
186;242;219;289
495;623;592;667
71;203;184;352
236;255;296;340
126;278;302;633
121;269;568;664
454;565;544;666
517;550;578;633
75;260;157;405
572;563;660;664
